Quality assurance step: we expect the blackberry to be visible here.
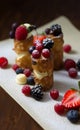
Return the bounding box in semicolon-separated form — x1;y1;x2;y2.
42;38;54;49
50;24;62;36
76;59;80;70
31;85;43;100
66;110;80;123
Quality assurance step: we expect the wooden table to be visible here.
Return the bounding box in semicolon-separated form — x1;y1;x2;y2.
0;0;80;130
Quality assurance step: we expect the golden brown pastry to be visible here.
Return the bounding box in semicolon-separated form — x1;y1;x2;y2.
30;37;54;91
45;24;64;70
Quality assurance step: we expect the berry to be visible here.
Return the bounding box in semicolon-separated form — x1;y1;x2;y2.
33;39;41;46
50;24;62;36
68;68;77;78
0;57;8;68
15;25;28;40
12;64;19;71
62;83;80;108
9;30;15;38
35;43;43;52
64;59;76;71
76;59;80;70
42;38;54;49
30;85;43;100
16;68;24;74
23;68;31;77
27;76;35;85
63;44;71;53
29;46;35;54
42;48;50;58
45;28;51;34
66;110;79;123
12;22;19;31
22;85;31;96
32;49;41;59
50;89;59;100
54;103;65;115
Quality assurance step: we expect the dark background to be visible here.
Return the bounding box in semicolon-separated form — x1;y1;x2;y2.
0;0;80;130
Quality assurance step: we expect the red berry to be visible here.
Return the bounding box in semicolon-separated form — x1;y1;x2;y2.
23;68;31;77
15;26;28;40
54;103;65;115
0;57;8;68
42;48;50;58
63;44;71;53
68;68;77;78
12;64;19;71
64;59;76;71
36;43;43;52
32;49;41;59
22;85;31;96
50;89;59;100
33;39;41;46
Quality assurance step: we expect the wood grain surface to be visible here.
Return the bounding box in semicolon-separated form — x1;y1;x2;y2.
0;0;80;130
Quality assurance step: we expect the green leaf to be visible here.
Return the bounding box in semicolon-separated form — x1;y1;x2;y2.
78;81;80;90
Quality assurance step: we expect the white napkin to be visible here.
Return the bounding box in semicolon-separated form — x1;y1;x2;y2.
0;16;80;130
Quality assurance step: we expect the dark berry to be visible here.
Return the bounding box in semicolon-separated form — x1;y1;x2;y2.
0;57;8;68
16;68;24;74
50;89;59;100
64;59;76;71
63;44;71;53
66;110;79;123
9;30;15;38
27;76;35;85
23;68;31;77
42;48;50;58
50;24;62;36
68;68;77;78
76;59;80;70
32;49;41;59
30;85;43;100
29;46;35;54
22;85;31;96
12;22;19;31
42;38;54;49
54;103;65;115
45;28;51;34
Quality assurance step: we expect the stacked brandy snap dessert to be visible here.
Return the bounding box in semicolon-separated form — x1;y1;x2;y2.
45;24;64;70
9;22;36;69
29;36;54;91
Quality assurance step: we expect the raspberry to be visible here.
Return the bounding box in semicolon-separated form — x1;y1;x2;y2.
15;25;28;40
42;48;50;58
68;68;77;78
23;68;31;77
0;57;8;68
12;64;19;71
22;85;31;96
63;44;71;53
35;43;43;52
54;103;65;115
50;89;59;100
64;59;76;71
32;49;41;59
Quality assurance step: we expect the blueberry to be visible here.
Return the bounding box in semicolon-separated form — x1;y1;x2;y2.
29;46;35;54
42;38;54;49
27;76;35;85
76;59;80;70
9;30;15;38
50;24;62;36
16;68;24;74
45;28;51;34
12;22;19;31
66;110;79;123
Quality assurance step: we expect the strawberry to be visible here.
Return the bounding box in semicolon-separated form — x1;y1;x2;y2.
62;81;80;108
33;35;46;44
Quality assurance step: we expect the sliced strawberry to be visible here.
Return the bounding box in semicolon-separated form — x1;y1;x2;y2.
61;89;80;108
33;35;46;43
